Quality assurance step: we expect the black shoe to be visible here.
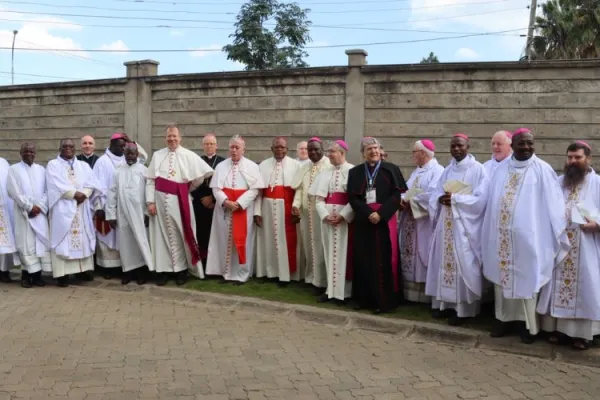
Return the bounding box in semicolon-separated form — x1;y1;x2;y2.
20;271;32;288
490;320;509;338
57;276;69;287
313;287;326;296
77;271;94;282
32;271;46;287
448;315;466;326
277;280;289;288
0;270;13;283
233;281;244;286
156;274;167;286
520;330;536;344
432;309;449;319
121;272;132;285
317;294;330;303
175;271;188;286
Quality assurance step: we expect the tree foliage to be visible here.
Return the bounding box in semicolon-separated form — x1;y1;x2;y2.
223;0;312;70
420;52;440;63
529;0;600;59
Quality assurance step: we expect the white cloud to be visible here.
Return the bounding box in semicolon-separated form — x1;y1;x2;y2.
169;30;185;37
455;47;479;59
99;40;129;53
190;44;222;57
0;9;86;56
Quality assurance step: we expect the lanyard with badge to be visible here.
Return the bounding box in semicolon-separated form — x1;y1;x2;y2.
364;161;381;204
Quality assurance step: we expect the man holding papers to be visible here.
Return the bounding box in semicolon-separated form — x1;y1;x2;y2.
537;141;600;350
426;134;488;326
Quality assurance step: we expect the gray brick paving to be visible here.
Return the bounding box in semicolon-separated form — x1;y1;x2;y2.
0;284;597;399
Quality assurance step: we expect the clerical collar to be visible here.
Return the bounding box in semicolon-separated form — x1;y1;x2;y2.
420;158;436;170
205;153;216;158
510;154;535;168
82;153;94;159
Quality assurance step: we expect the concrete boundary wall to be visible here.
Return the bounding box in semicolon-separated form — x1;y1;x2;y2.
1;52;599;169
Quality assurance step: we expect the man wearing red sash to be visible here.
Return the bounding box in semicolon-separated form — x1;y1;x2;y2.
146;124;214;286
205;135;264;283
254;137;301;286
310;140;354;302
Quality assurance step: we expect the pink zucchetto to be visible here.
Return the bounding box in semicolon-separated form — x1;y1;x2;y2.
576;140;592;150
421;139;435;152
125;142;138;149
111;132;126;140
334;139;348;151
512;128;532;138
453;133;469;140
308;137;322;143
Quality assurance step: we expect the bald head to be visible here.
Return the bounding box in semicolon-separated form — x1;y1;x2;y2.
202;133;218;157
80;135;95;156
491;130;513;162
271;137;288;161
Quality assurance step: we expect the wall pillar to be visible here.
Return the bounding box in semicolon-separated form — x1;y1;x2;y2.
123;60;159;157
344;49;367;165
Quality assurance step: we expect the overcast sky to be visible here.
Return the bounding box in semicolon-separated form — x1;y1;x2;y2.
0;0;532;85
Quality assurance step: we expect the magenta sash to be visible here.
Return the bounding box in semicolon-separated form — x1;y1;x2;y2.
325;192;349;205
155;176;201;265
369;203;399;292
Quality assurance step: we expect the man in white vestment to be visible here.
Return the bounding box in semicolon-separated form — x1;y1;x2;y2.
482;128;569;344
92;133;127;278
0;156;16;284
146;124;214;286
537;141;600;350
483;130;513;177
310;140;354;302
291;137;330;294
47;138;102;287
295;141;309;165
426;133;488;326
206;135;264;283
399;139;444;303
254;137;301;286
7;143;51;288
106;143;153;285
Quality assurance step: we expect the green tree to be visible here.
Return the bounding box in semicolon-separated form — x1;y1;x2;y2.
420;52;440;63
529;0;600;59
223;0;312;70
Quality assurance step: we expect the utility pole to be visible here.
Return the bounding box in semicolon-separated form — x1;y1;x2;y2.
525;0;538;60
11;30;18;85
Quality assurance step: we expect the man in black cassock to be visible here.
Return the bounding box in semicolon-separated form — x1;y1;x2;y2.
77;135;99;169
192;134;225;269
347;137;407;314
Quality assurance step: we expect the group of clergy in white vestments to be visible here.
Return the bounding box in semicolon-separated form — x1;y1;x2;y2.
0;123;598;351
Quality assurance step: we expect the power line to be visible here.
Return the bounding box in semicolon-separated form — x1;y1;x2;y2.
0;0;515;14
112;0;411;4
0;28;528;53
113;0;410;4
0;70;77;79
16;38;122;70
0;7;527;27
0;17;526;36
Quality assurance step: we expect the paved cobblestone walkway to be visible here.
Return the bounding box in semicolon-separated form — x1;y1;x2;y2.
0;284;597;400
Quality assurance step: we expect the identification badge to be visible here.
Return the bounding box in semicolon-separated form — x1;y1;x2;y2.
366;189;376;204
